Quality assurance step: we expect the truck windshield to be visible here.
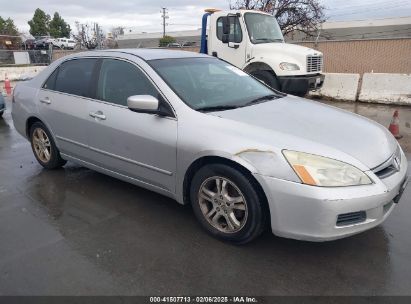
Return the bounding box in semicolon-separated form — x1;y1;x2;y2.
149;57;282;111
244;13;284;44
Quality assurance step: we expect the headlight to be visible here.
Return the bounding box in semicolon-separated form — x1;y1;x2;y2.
283;150;372;187
279;62;300;71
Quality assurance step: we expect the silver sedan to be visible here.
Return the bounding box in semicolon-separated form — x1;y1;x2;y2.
11;49;409;243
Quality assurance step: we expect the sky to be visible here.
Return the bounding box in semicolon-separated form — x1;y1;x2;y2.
1;0;411;35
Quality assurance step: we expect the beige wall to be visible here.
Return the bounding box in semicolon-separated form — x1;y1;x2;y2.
296;38;411;74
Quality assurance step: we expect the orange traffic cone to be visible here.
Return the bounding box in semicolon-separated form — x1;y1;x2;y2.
388;110;402;139
4;74;12;96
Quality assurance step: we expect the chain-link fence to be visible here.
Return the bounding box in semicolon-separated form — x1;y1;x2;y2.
0;49;51;66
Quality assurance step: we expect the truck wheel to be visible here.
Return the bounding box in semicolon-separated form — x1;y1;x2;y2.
190;163;268;244
251;70;280;91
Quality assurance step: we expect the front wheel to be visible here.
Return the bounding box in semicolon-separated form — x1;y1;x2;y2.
30;122;66;169
190;164;268;244
251;70;280;91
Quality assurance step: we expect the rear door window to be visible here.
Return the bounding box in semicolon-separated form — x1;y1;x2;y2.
54;58;98;98
42;67;59;90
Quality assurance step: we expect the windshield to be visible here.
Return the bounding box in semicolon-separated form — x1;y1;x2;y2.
149;58;282;111
244;13;284;44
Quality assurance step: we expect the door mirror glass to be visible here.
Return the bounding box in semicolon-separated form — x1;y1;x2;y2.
127;95;159;113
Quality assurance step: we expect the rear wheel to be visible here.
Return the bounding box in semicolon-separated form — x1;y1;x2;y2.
190;164;267;244
30;122;66;169
251;70;280;91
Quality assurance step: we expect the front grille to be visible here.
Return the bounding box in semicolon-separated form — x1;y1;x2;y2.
336;211;366;226
372;148;401;179
307;55;323;72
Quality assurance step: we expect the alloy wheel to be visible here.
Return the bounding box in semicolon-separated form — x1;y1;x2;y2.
198;176;248;233
32;128;51;163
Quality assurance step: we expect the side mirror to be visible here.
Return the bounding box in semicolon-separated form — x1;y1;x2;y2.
221;16;230;35
127;95;159;114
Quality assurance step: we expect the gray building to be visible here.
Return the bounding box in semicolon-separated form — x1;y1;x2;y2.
287;16;411;41
117;29;201;48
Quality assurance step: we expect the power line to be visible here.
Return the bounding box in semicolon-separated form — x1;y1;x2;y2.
328;2;411;18
325;0;409;11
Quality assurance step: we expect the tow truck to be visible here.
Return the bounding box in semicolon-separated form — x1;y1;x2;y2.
200;9;325;96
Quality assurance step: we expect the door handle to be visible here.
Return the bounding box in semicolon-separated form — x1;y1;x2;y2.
89;111;106;120
40;97;51;104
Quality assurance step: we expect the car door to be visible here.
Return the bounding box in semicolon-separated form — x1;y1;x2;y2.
213;15;246;68
86;58;177;193
37;58;98;160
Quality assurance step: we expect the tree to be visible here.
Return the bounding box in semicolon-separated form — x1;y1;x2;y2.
0;16;19;35
28;8;50;37
49;12;71;38
230;0;326;36
159;35;176;47
0;16;20;49
110;26;124;39
72;21;97;49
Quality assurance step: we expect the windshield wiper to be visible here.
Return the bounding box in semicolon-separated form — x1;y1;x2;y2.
243;94;278;106
196;105;240;112
254;38;283;43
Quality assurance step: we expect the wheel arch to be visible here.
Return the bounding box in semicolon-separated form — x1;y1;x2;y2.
182;156;270;220
25;116;58;146
244;61;276;76
26;116;43;138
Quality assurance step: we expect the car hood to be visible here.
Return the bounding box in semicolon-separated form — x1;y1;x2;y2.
209;96;397;169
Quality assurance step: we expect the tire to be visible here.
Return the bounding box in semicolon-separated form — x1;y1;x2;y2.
190;163;268;244
251;70;280;91
30;122;66;169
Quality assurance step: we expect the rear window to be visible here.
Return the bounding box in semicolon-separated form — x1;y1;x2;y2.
53;58;98;97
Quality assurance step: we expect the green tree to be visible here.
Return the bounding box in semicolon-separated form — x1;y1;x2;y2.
159;35;176;47
0;16;19;35
28;8;50;37
49;12;71;38
0;16;20;49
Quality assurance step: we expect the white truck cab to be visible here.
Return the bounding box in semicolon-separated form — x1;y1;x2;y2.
200;9;325;96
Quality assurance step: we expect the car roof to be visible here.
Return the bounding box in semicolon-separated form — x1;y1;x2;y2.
71;48;210;61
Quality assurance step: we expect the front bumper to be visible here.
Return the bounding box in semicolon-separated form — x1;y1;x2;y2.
278;73;325;95
254;151;408;241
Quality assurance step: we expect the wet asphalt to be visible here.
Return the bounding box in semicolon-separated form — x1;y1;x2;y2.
0;96;411;296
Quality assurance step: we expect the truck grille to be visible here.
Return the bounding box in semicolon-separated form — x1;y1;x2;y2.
306;55;323;73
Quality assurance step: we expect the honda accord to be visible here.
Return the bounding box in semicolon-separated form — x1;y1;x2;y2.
11;49;409;243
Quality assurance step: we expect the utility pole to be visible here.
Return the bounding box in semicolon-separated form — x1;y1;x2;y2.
161;7;169;37
95;23;102;49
